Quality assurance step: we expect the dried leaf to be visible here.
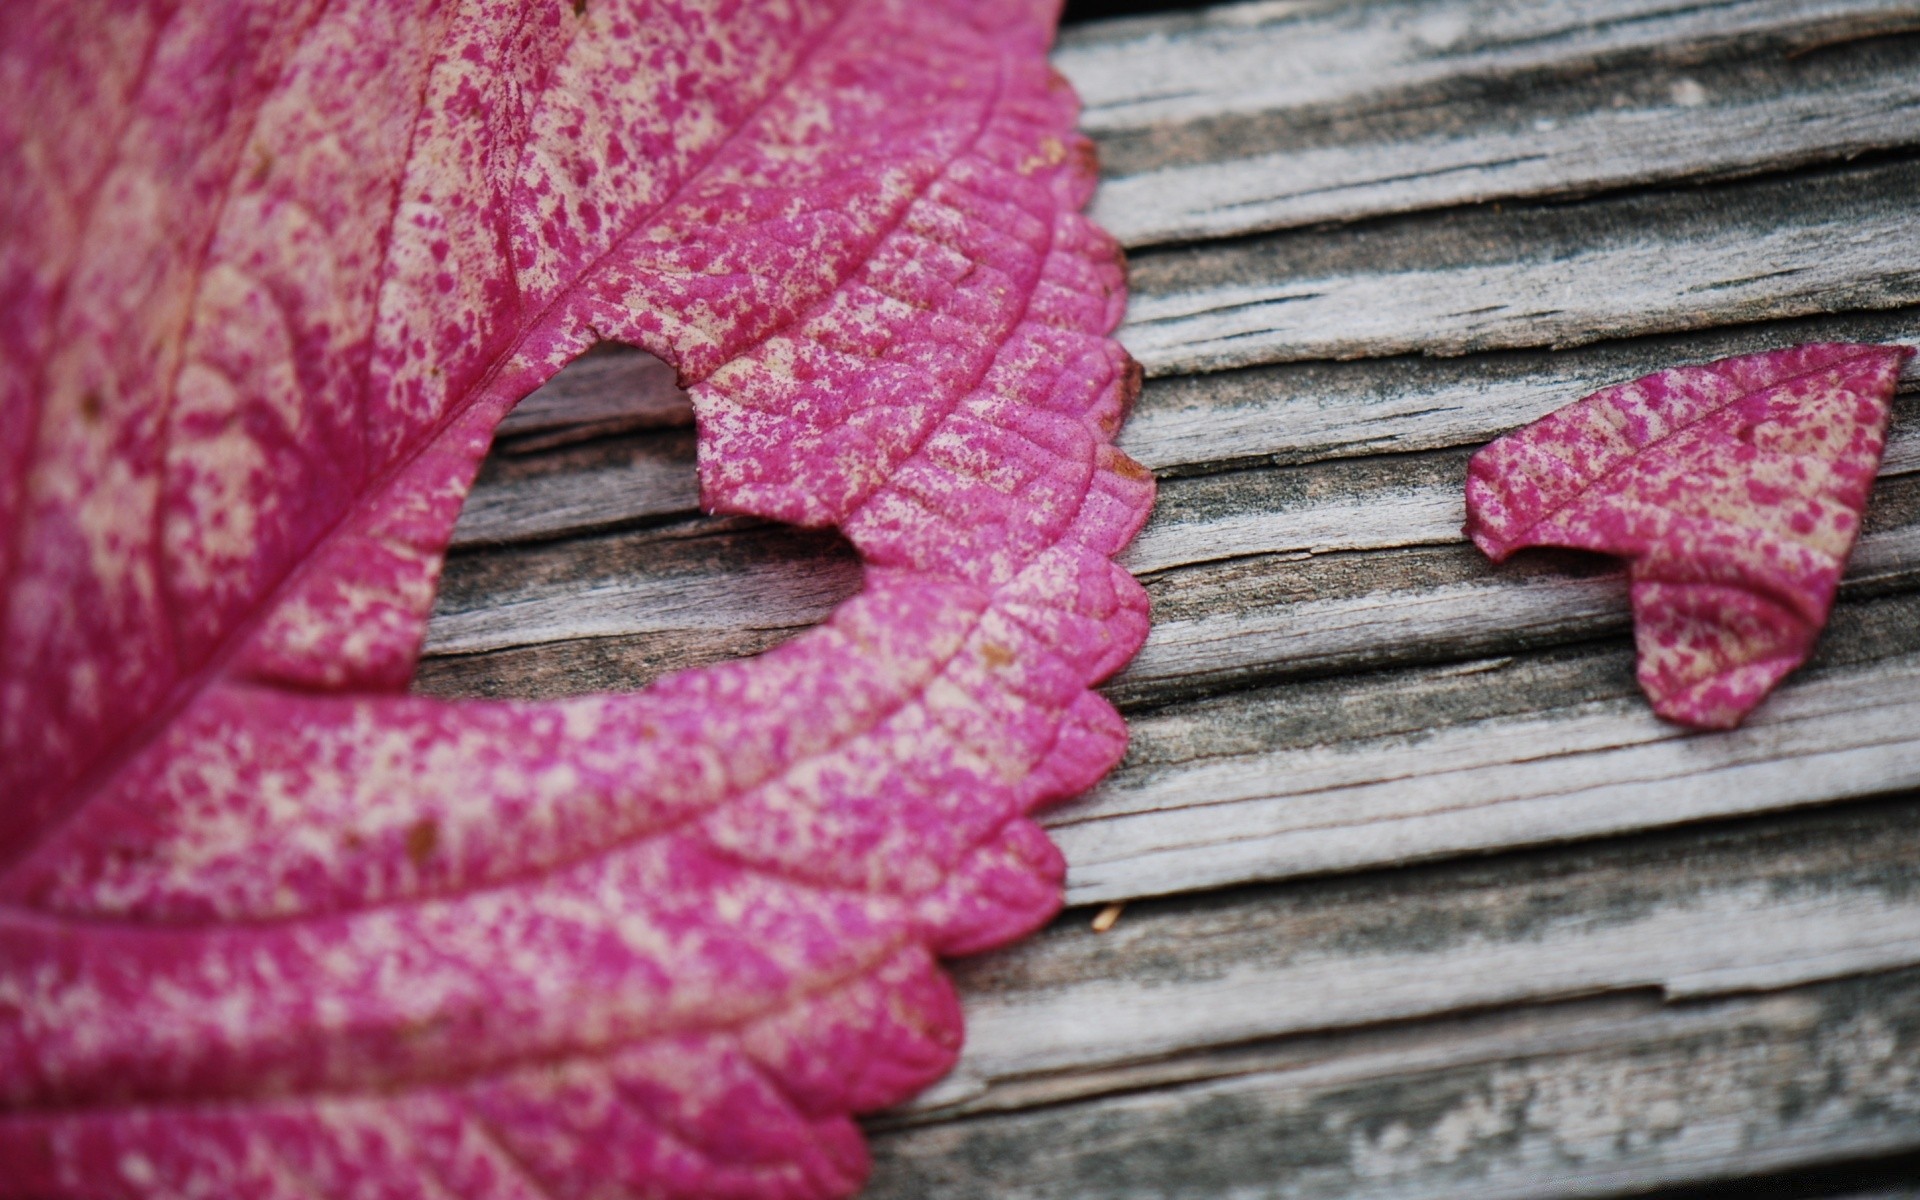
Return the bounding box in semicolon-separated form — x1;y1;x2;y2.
1464;343;1908;729
0;2;1152;1195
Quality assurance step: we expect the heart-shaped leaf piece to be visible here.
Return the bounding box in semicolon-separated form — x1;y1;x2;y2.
1465;343;1909;729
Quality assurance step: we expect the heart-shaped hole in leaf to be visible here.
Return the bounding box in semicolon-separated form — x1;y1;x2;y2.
427;342;867;701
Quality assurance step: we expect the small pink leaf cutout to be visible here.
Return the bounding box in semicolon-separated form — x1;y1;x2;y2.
1465;343;1910;730
0;2;1152;1197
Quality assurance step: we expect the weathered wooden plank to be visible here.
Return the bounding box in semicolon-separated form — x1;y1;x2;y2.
1122;309;1920;476
491;344;687;441
412;622;805;700
1054;591;1920;904
1124;453;1470;574
1054;0;1920;132
422;517;859;657
910;797;1920;1113
867;968;1920;1199
1128;412;1920;574
449;427;698;549
414;470;1920;702
1091;35;1920;245
1120;158;1920;376
1117;471;1920;702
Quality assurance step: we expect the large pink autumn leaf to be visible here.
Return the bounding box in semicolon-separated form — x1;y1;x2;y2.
1464;343;1909;730
0;1;1152;1195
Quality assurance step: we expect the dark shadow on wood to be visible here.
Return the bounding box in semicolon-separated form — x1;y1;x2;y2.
1062;0;1217;23
1636;1151;1920;1198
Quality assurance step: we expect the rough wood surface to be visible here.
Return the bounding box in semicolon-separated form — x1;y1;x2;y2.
1113;469;1920;700
1126;424;1919;574
1084;23;1920;245
414;2;1920;1192
449;425;699;548
868;966;1920;1199
1055;0;1920;134
425;516;858;657
490;344;688;443
1120;158;1920;375
1057;594;1920;904
907;798;1920;1114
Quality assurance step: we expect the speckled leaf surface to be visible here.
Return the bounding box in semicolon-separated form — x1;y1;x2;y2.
0;1;1152;1195
1464;343;1907;729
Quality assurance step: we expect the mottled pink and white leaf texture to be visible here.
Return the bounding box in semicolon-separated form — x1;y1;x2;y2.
0;1;1152;1196
1465;343;1909;730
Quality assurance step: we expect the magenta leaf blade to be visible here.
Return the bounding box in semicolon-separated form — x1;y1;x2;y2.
1464;342;1909;729
0;1;1153;1196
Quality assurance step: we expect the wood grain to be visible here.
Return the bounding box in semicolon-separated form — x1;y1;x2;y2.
1123;309;1920;477
868;968;1920;1198
1057;593;1920;904
424;516;859;658
1088;31;1920;245
1128;416;1919;574
1055;0;1920;134
910;796;1920;1113
449;426;699;548
490;345;688;442
1121;158;1920;376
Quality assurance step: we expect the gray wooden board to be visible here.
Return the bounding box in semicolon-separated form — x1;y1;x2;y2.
1123;309;1920;478
410;0;1920;1192
1121;157;1920;376
449;425;699;549
490;345;688;441
419;464;1920;702
1053;0;1920;135
1127;415;1920;574
907;797;1920;1115
424;516;859;658
1056;591;1920;904
1084;27;1920;246
866;968;1920;1199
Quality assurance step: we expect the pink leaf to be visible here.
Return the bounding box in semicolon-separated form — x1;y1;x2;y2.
1464;343;1909;730
0;1;1153;1195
